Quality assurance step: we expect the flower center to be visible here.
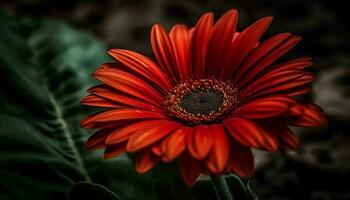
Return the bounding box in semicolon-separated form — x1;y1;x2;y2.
180;89;224;116
164;78;238;124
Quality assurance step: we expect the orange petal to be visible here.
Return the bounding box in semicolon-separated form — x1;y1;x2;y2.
151;141;164;156
233;33;291;81
241;70;304;98
80;109;165;129
235;95;296;118
238;35;302;87
105;120;166;145
277;126;300;150
162;127;188;162
248;73;314;99
187;125;213;160
240;69;308;101
192;12;213;78
170;24;191;81
224;118;278;151
85;128;114;150
179;152;200;186
271;59;313;72
104;142;127;159
260;122;300;150
151;24;177;81
289;103;327;127
287;104;305;117
136;149;159;173
206;9;238;75
88;85;162;112
81;94;124;108
285;87;312;97
205;124;229;174
93;68;163;105
108;49;173;92
127;122;181;152
227;141;254;177
221;16;273;79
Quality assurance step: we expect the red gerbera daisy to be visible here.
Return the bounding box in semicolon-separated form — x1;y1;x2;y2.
81;9;326;186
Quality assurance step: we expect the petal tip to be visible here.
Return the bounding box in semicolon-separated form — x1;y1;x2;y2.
126;142;135;153
225;9;238;16
152;23;165;32
85;140;101;151
80;119;90;128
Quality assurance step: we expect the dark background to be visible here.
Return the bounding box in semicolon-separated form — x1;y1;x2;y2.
1;0;349;199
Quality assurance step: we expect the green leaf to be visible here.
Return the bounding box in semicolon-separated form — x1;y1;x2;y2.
0;13;108;200
69;182;120;200
0;13;194;200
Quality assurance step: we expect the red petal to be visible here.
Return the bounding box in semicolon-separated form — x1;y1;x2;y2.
151;141;164;156
179;152;200;186
232;32;291;82
260;122;300;150
192;12;213;78
108;49;173;92
285;87;312;97
163;127;188;162
235;96;296;118
81;94;123;108
306;102;324;113
287;104;305;117
244;72;314;100
80;109;165;129
91;82;154;108
187;125;213;160
205;124;229;174
238;35;302;87
104;142;127;159
206;9;238;76
151;24;177;81
85;128;114;150
136;149;159;173
88;85;161;112
105;120;167;145
278;57;312;63
227;141;254;177
97;62;123;70
170;25;191;81
241;70;303;97
277;126;300;150
289;103;327;127
127;122;180;152
224;118;278;151
220;17;273;79
271;59;313;72
93;68;163;106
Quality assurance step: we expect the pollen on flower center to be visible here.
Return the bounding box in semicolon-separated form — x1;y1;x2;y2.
164;78;238;124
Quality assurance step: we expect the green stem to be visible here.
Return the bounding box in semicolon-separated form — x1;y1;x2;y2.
211;175;234;200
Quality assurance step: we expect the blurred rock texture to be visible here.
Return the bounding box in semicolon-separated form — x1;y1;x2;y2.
1;0;349;199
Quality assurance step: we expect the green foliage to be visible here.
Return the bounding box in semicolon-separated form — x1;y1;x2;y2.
69;182;120;200
194;174;258;200
0;13;258;200
0;13;109;199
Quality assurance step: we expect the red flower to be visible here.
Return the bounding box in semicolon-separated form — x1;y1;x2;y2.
81;9;326;186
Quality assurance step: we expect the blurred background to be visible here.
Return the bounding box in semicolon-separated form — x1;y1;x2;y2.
0;0;349;199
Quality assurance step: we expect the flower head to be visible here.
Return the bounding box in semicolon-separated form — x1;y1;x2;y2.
81;9;326;186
